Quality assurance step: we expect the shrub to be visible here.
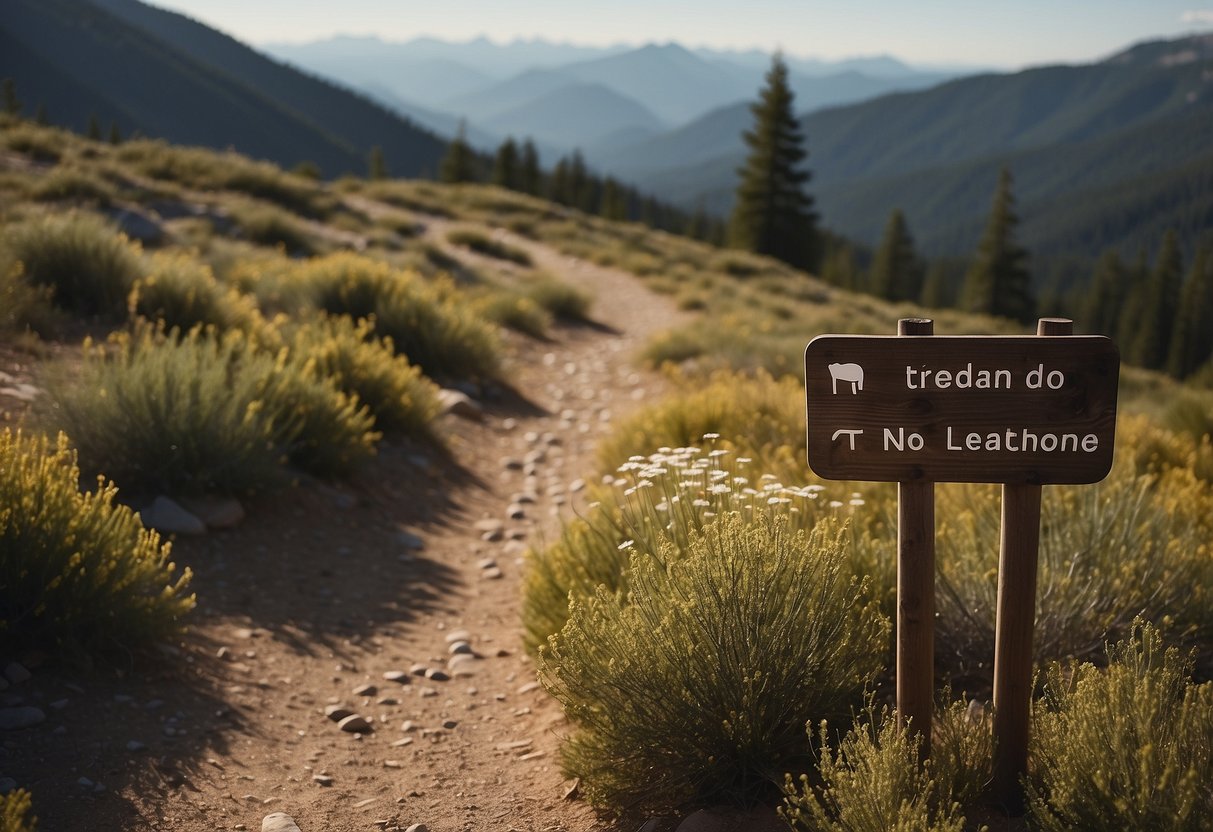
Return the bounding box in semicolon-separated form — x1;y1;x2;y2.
538;513;888;813
476;291;551;339
0;430;193;654
129;252;260;332
0;788;36;832
2;123;61;162
446;228;533;265
291;316;440;437
0;212;142;317
29;166;116;205
0;258;60;336
782;706;975;832
372;278;501;380
301;252;401;319
522;274;593;321
44;326;377;495
523;441;846;651
1028;622;1213;831
231;202;315;255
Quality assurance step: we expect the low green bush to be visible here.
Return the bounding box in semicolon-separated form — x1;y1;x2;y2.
231;202;315;255
522;274;593;321
539;514;888;813
0;258;60;336
446;228;533;265
129;252;260;332
1028;622;1213;831
0;788;37;832
29;166;116;205
476;291;551;339
0;430;193;654
2;122;61;162
0;212;142;317
291;316;440;437
45;326;377;495
782;705;980;832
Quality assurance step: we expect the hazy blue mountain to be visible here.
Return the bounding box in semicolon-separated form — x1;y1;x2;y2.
264;36;493;108
481;83;666;151
443;68;573;123
359;83;503;151
5;0;449;177
639;34;1213;260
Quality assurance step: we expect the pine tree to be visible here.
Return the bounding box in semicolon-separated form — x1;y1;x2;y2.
108;121;122;145
439;121;475;184
86;113;101;140
601;177;628;221
1166;245;1212;378
367;145;388;180
2;79;20;115
869;209;923;302
1116;249;1150;349
728;54;820;272
568;151;593;212
492;137;519;189
1131;230;1183;370
1080;251;1125;336
920;259;965;309
549;157;571;205
519;140;541;195
959;167;1034;323
821;244;861;291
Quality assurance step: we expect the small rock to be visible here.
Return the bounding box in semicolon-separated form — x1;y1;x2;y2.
376;697;399;706
570;478;586;493
126;740;146;752
474;518;504;534
216;646;231;660
3;663;30;685
510;492;536;504
353;684;378;697
405;825;429;832
397;530;425;550
418;687;437;698
179;496;245;529
480;529;504;543
517;681;541;695
563;777;581;800
442;720;458;729
448;641;473;656
444;629;471;644
482;567;503;580
438;389;483;421
383;759;403;768
325;704;354;722
337;714;372;733
0;706;45;731
501;457;524;471
524;449;546;465
477;557;497;570
140;496;206;535
424;668;450;682
383;670;410;685
313;774;334;786
262;813;303;832
409;663;428;677
76;777;94;789
505;504;526;520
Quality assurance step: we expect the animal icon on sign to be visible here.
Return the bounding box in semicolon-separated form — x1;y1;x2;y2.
828;362;864;394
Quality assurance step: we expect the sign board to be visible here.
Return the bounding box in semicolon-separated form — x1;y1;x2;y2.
804;335;1119;484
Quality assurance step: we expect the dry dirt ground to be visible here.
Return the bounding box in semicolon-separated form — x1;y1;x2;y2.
4;223;692;831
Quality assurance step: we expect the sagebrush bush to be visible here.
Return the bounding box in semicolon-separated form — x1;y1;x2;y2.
29;166;116;205
291;316;440;437
45;326;377;495
539;514;888;813
523;441;846;651
0;212;142;317
782;709;972;832
0;788;36;832
522;274;593;321
231;202;315;255
0;430;193;654
476;291;551;338
445;228;533;265
129;252;260;332
1028;622;1213;831
302;251;396;319
0;257;60;336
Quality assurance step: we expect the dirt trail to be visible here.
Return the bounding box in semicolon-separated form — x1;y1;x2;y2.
7;218;688;831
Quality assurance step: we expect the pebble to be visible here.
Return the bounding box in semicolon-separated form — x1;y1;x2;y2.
424;668;450;682
442;720;458;730
376;697;399;706
437;389;483;421
140;496;206;535
517;681;541;694
126;740;146;752
570;478;586;493
409;663;428;677
501;458;524;471
483;567;503;580
313;774;334;786
262;813;303;832
397;531;425;551
325;705;354;722
405;825;429;832
3;663;30;685
0;706;44;731
383;759;403;768
477;557;497;570
448;641;473;656
419;687;437;698
180;496;245;529
383;670;410;685
352;683;378;697
444;629;471;644
510;492;536;504
338;714;372;733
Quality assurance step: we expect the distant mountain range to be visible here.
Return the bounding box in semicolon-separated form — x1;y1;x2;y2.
0;0;447;177
264;37;959;156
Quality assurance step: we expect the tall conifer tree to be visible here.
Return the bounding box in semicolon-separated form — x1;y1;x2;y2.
959;167;1033;322
729;55;820;271
1080;251;1125;336
519;140;541;195
1166;245;1211;378
368;145;387;180
3;79;21;115
492;137;518;189
439;121;475;184
1131;230;1182;370
869;209;923;302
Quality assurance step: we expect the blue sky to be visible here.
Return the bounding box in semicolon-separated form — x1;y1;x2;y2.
152;0;1212;67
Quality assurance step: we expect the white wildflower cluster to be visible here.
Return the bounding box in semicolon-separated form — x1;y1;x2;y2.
600;435;847;544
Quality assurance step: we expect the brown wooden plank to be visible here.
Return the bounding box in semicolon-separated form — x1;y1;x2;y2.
804;335;1119;484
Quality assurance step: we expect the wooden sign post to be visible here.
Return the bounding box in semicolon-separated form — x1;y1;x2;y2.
804;318;1119;811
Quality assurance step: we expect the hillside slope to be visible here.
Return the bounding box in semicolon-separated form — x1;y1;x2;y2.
0;0;447;177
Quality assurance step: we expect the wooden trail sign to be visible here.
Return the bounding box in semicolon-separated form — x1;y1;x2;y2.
803;318;1120;813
